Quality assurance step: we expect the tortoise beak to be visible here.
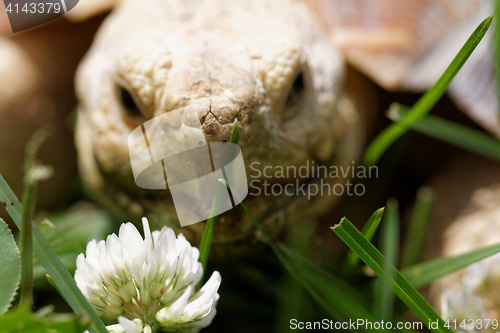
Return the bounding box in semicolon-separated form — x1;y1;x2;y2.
128;103;248;226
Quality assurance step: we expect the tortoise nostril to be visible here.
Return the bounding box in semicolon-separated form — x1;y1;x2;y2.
204;122;219;136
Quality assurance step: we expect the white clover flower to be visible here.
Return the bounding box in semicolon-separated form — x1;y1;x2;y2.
75;217;221;333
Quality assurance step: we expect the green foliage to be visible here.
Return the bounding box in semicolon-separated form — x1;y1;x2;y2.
20;181;35;306
20;125;54;306
220;179;388;333
276;244;384;332
332;218;453;333
363;16;493;165
389;104;500;163
0;174;108;333
401;187;434;268
33;209;113;286
0;305;88;333
401;242;500;289
0;218;20;315
374;200;399;321
275;216;314;333
346;208;384;268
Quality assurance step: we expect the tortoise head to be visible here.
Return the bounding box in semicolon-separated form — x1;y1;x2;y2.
75;0;370;256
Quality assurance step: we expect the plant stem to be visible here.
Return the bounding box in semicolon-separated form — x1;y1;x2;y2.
197;120;239;290
20;180;36;307
19;125;54;309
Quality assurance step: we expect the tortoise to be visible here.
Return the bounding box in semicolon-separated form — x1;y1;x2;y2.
0;0;497;261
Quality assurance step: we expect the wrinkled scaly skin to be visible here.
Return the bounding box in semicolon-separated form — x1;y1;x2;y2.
76;0;371;256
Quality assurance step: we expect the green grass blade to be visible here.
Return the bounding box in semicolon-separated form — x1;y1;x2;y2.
363;16;493;166
0;174;108;333
389;103;500;162
196;190;224;288
495;0;500;127
346;208;384;268
220;179;386;332
401;187;434;268
20;181;35;306
374;200;399;321
332;218;454;333
0;218;20;314
277;245;385;331
401;242;500;289
20;125;54;306
229;118;239;144
275;217;313;333
197;120;239;289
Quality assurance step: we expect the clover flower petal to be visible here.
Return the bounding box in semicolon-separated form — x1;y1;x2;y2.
75;217;220;332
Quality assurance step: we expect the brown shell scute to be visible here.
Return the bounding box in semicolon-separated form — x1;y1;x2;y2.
307;0;485;90
307;0;498;136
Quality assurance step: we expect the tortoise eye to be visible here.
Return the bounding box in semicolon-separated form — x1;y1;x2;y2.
118;87;141;117
285;71;306;108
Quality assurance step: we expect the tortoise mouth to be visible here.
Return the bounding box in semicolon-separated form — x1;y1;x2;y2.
98;166;285;237
102;153;342;212
93;136;349;257
92;158;356;258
